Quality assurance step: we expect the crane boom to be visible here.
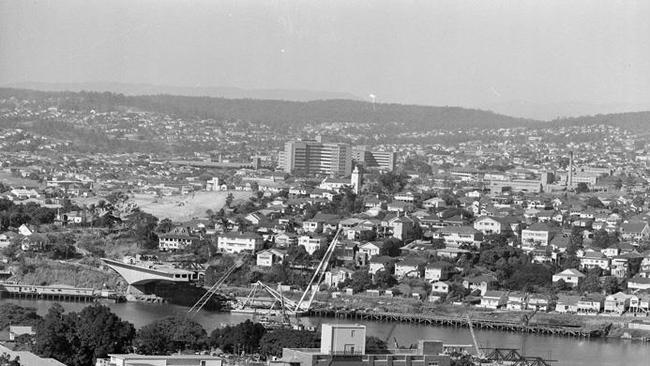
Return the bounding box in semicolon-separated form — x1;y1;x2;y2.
465;312;483;358
294;228;343;312
187;258;242;314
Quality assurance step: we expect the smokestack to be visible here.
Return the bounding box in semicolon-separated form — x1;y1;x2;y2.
568;151;574;187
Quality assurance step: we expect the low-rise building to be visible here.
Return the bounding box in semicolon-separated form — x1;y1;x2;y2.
298;235;327;255
256;248;286;267
480;290;507;309
552;268;585;287
217;232;264;253
97;354;223;366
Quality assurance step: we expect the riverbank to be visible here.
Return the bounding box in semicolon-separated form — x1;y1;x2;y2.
2;298;649;366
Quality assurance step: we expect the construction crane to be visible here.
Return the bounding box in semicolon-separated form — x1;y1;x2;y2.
465;312;484;359
187;257;244;314
521;308;539;327
294;228;343;313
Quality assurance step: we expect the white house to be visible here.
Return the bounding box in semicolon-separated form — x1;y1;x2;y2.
256;249;286;267
552;268;585;287
480;290;507;309
604;292;631;314
217;232;264;253
424;263;450;282
298;235;327;255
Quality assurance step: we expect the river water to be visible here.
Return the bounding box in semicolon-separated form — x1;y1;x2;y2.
1;299;648;366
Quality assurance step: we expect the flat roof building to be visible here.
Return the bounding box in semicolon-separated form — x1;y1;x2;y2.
274;324;451;366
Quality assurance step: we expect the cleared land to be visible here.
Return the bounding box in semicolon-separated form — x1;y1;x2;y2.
131;190;253;221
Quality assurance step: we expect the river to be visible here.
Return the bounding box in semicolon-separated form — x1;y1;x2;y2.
1;299;648;365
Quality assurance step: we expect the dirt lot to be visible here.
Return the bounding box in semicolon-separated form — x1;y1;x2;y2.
130;190;253;221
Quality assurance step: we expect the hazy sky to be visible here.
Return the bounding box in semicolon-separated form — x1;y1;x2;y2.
1;0;649;110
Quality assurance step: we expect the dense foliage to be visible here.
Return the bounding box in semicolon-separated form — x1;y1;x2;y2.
34;304;135;366
134;316;207;355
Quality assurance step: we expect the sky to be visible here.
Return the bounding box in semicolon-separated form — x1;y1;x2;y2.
1;0;650;117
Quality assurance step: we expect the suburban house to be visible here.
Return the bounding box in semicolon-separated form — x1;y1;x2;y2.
424;263;451;282
628;276;650;291
527;294;551;311
521;223;555;247
394;257;427;279
158;232;200;251
463;274;497;296
619;221;650;241
423;197;446;209
629;294;650;313
506;292;528;311
439;226;483;247
256;248;286;267
604;292;631;314
555;295;580;313
430;281;450;294
8;325;34;341
217;232;264;253
358;242;383;259
579;252;611;271
274;232;298;247
577;295;604;314
480;290;507;309
473;216;511;235
324;268;354;288
298;235;327;255
552;268;585;287
368;256;395;275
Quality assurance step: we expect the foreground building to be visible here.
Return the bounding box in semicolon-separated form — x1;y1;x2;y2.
96;354;223;366
274;324;451;366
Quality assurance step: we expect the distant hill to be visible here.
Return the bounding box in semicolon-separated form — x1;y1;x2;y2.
0;88;536;130
488;99;650;121
3;82;361;103
547;111;650;134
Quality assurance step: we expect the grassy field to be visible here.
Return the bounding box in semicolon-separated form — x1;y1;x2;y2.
0;169;44;188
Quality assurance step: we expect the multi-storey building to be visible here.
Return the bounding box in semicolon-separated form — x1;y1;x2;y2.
352;146;395;171
280;138;352;176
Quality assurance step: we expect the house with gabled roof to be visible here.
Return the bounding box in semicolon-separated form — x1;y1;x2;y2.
604;292;631;314
620;221;650;241
552;268;585;287
480;290;507;309
579;251;610;271
521;223;555;248
424;262;452;282
555;295;580;313
463;274;497;296
368;255;395;275
394;257;427;279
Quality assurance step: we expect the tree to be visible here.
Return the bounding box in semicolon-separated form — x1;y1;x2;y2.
504;264;553;292
33;304;73;363
0;304;41;330
365;336;389;354
380;238;403;257
592;229;617;249
586;196;604;208
226;193;234;208
65;305;135;366
156;218;174;233
375;269;397;289
0;353;20;366
602;277;621;294
210;320;266;354
259;329;319;357
579;268;603;293
576;182;589;193
135;316;207;355
340;270;374;292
